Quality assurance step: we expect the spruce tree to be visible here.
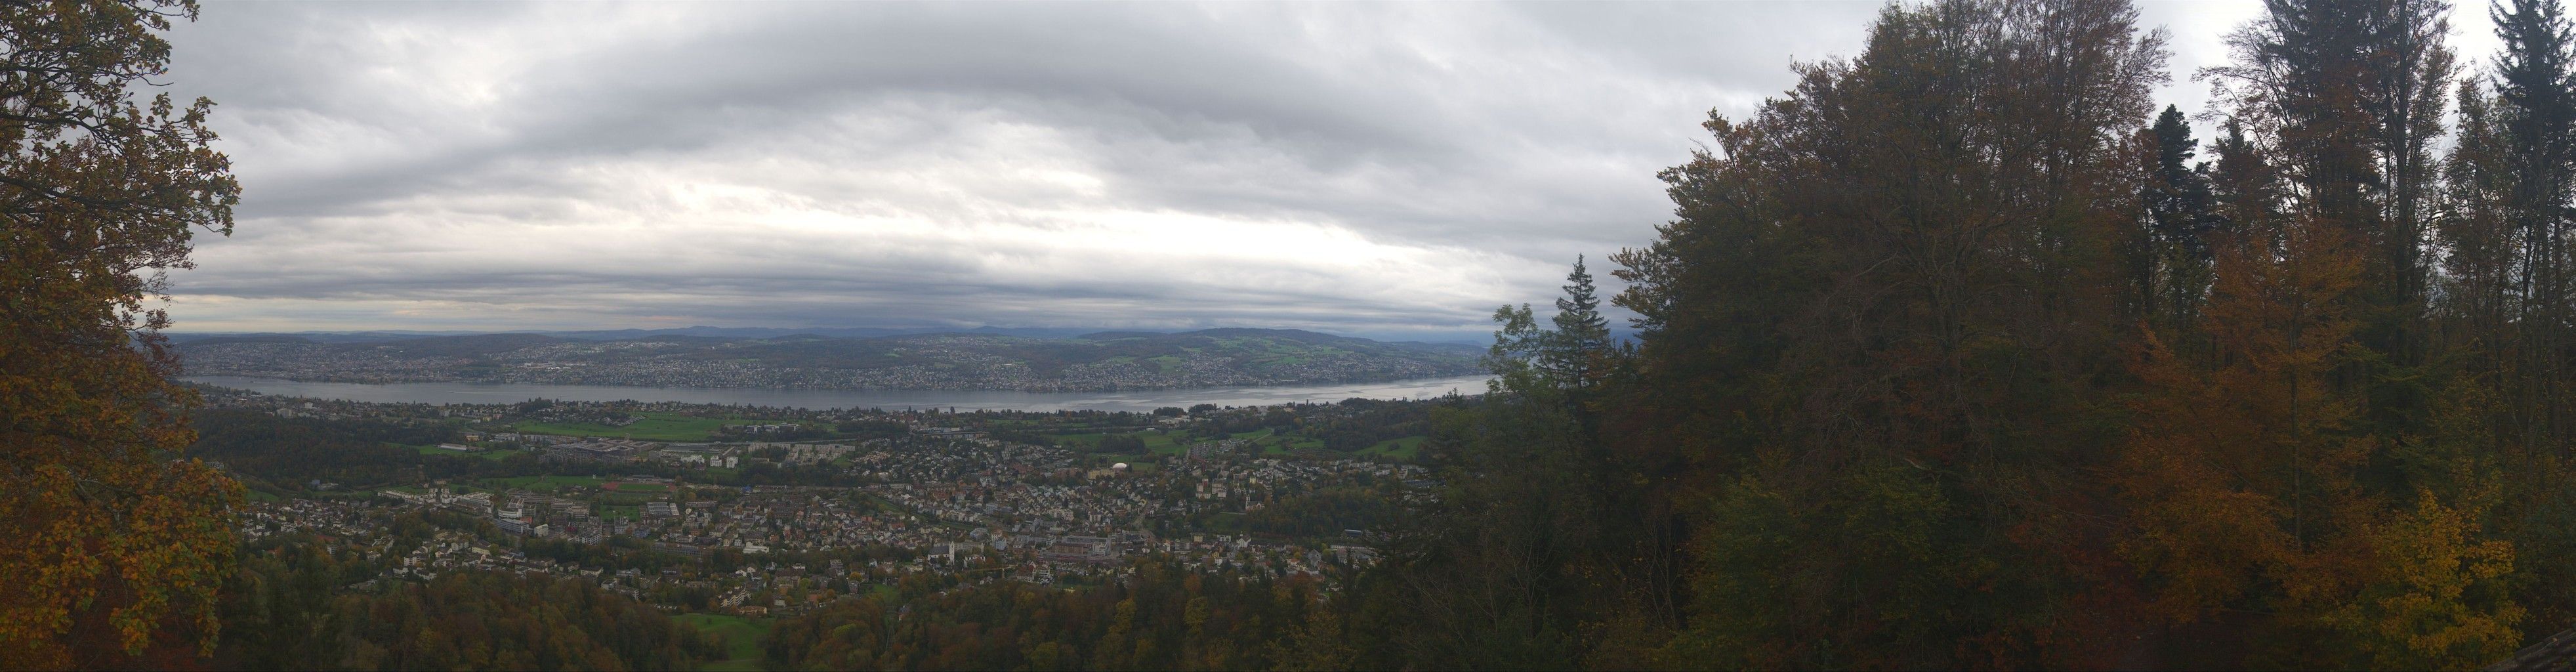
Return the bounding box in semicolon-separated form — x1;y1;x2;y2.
1543;256;1611;388
2482;0;2576;644
2142;105;2222;327
2493;0;2576;454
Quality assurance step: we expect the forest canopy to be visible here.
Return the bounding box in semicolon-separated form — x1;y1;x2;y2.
1340;0;2576;668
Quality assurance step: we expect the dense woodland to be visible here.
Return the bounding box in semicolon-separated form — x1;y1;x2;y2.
767;564;1342;670
1338;0;2576;667
211;534;717;671
190;409;463;488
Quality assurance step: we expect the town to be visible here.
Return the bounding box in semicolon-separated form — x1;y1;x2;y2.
201;383;1438;622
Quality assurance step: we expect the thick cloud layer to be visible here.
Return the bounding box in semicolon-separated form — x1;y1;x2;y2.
157;1;2304;335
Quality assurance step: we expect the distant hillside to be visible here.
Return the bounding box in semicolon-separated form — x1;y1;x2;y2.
160;325;1152;345
176;328;1484;392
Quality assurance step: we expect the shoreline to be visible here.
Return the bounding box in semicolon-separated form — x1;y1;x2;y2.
181;373;1495;413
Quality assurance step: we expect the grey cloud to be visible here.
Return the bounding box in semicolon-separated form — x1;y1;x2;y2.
157;1;2240;335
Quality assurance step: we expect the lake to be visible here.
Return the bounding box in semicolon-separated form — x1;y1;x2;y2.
181;375;1495;413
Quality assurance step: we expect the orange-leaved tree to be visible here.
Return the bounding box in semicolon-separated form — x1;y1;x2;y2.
2117;131;2524;669
2115;209;2373;629
0;0;241;667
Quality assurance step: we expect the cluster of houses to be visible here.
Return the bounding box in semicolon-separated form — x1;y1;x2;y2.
215;388;1446;618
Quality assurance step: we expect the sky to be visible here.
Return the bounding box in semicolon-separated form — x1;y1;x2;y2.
155;1;2492;339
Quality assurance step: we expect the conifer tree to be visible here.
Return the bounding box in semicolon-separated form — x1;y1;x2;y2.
1541;256;1611;389
2492;0;2576;455
2466;0;2576;644
2212;0;2455;371
2443;81;2522;365
2141;105;2224;328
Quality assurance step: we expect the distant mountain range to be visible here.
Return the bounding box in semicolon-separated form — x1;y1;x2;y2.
175;328;1487;392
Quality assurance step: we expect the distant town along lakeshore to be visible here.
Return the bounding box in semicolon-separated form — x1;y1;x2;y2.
175;327;1483;392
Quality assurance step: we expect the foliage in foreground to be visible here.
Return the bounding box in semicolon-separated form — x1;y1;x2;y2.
768;562;1342;671
0;0;244;667
212;537;716;671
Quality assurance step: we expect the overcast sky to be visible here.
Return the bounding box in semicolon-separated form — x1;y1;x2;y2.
157;1;2491;339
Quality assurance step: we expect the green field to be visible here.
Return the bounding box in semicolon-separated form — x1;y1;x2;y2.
1222;428;1296;455
1220;427;1346;455
1142;432;1184;454
405;443;522;461
1358;435;1426;460
483;474;606;492
1057;430;1186;455
1204;511;1249;534
601;492;657;505
675;613;770;671
604;482;668;492
512;411;736;441
1253;434;1320;455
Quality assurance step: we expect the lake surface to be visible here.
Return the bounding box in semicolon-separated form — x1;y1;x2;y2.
181;375;1495;412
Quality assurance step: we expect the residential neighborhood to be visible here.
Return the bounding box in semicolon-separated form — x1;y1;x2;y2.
210;384;1430;620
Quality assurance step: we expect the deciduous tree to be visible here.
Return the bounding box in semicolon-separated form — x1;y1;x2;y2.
0;0;241;665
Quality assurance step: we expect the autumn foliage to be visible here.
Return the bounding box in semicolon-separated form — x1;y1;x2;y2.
1355;0;2576;669
0;0;243;667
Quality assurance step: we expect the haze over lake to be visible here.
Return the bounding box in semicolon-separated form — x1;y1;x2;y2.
183;374;1493;413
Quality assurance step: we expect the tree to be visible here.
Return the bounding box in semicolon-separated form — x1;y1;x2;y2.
2490;0;2576;459
1539;256;1611;389
0;0;241;666
2460;0;2576;644
1611;0;2169;665
2325;490;2523;669
2113;190;2375;639
2208;0;2457;421
2139;105;2224;328
2442;81;2523;369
